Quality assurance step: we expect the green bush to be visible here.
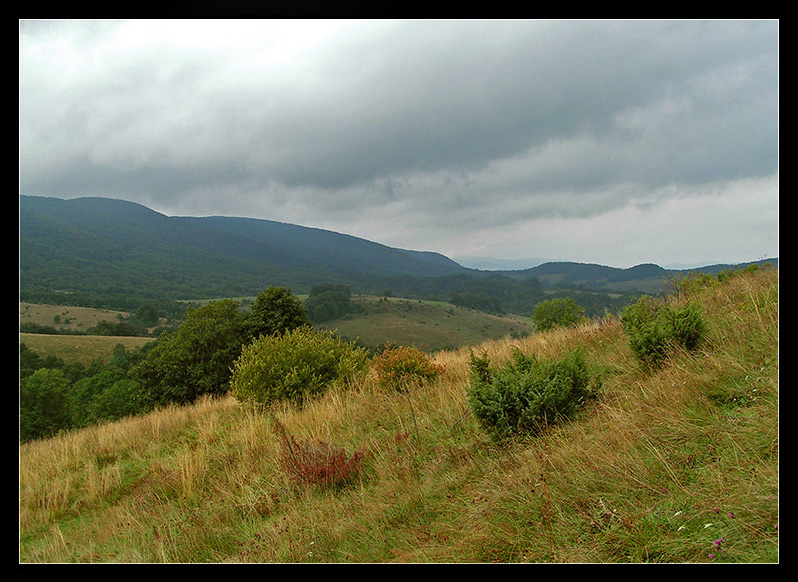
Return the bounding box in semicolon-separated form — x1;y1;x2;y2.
371;343;444;392
230;326;369;406
467;349;599;442
621;296;707;370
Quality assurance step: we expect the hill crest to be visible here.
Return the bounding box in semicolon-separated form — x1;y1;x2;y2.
19;195;777;304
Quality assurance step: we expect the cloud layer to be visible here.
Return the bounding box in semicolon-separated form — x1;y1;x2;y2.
19;19;779;268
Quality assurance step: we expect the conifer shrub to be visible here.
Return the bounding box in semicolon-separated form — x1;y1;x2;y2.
230;326;369;406
371;343;445;392
467;349;599;442
621;296;707;370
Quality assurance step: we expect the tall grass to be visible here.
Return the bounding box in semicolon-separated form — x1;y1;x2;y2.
19;267;778;563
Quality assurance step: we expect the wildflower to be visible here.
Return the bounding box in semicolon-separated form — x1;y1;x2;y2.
712;507;719;513
728;511;735;519
712;538;723;546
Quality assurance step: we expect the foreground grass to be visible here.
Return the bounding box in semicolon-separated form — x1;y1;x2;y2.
18;268;778;563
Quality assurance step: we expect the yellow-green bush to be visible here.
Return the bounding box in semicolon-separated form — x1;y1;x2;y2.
230;326;369;406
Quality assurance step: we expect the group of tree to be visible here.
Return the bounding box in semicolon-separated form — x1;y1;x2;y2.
20;341;154;442
19;286;311;442
128;286;311;408
303;283;364;324
450;292;503;313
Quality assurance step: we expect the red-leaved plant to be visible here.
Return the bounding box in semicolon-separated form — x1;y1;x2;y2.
272;418;368;487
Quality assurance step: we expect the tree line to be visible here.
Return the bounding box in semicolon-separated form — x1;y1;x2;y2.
20;286;310;443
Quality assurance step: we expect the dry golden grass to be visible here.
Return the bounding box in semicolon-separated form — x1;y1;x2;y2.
19;267;778;563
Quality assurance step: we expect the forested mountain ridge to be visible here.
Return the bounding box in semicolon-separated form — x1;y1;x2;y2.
19;195;777;313
19;195;467;305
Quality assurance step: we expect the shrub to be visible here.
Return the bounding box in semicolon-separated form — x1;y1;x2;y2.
371;343;444;392
304;283;363;323
230;326;369;406
272;418;368;488
467;349;599;442
621;296;707;370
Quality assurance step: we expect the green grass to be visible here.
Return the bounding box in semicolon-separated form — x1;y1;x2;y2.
19;333;154;366
316;295;535;352
18;267;778;563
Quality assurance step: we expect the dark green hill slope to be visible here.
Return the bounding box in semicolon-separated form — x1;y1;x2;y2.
19;195;777;313
19;195;467;304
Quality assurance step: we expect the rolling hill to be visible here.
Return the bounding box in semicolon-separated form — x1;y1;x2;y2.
19;195;467;303
19;195;777;312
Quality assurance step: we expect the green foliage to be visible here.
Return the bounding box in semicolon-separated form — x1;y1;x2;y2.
70;369;147;427
305;283;363;323
85;377;144;423
129;287;308;408
131;299;249;406
621;296;708;370
20;368;73;443
230;327;369;407
371;343;445;392
247;286;310;339
532;297;585;332
467;349;599;442
19;341;156;442
450;292;502;313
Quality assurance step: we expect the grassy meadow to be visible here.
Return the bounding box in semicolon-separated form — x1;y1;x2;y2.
18;267;778;563
20;302;154;366
316;295;535;352
20;302;130;332
20;333;154;367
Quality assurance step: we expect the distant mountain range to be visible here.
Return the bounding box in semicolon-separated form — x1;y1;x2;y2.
19;195;777;311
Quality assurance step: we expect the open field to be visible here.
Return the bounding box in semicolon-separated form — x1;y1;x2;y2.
18;267;778;563
316;295;535;352
20;302;131;332
19;333;154;366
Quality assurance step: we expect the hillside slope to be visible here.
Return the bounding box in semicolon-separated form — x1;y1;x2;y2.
19;195;467;301
315;295;535;352
19;266;778;563
19;194;777;312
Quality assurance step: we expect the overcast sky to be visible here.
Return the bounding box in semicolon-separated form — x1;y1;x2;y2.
19;19;779;269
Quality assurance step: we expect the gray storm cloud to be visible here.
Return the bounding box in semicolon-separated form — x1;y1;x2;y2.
19;19;778;267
